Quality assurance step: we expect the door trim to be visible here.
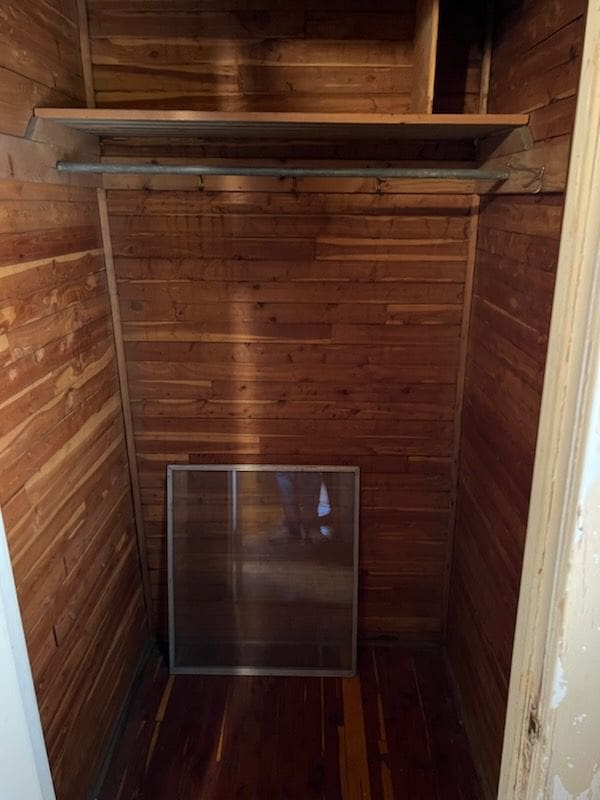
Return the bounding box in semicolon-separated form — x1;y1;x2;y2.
498;2;600;796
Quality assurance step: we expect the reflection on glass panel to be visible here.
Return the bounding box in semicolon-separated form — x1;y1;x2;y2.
168;466;359;675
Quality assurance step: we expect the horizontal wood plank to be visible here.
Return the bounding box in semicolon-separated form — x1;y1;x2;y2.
106;147;472;638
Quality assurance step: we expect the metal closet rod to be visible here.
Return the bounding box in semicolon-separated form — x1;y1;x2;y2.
56;161;510;181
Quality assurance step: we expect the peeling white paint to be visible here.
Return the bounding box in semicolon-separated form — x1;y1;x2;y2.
540;306;600;798
576;506;585;545
548;418;600;796
551;657;568;709
553;774;573;799
553;773;600;800
576;507;585;545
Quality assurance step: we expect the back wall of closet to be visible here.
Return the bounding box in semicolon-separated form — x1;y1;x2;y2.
86;0;483;640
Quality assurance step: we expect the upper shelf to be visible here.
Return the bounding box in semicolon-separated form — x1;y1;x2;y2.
33;109;529;142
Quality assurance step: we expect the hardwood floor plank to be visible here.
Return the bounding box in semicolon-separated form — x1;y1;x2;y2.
413;650;482;800
373;648;439;798
143;675;230;797
322;677;344;800
96;650;169;800
97;647;483;799
358;651;387;800
341;675;372;800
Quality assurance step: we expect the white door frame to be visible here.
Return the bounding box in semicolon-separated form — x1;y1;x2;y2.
498;1;600;797
0;508;56;800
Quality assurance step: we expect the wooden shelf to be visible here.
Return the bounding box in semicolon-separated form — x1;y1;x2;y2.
34;109;529;142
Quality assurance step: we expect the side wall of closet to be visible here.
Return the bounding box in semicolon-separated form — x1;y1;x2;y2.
446;0;586;794
0;4;147;798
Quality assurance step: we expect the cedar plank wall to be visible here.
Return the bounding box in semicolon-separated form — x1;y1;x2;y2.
87;1;479;640
446;0;586;795
434;0;485;114
0;3;146;799
87;0;416;112
107;175;469;641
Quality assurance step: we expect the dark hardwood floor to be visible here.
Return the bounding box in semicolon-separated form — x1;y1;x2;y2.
97;647;483;800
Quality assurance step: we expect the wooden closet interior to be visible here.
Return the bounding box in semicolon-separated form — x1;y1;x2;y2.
0;0;587;797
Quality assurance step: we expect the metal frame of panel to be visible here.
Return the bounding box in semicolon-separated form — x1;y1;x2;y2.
167;464;360;677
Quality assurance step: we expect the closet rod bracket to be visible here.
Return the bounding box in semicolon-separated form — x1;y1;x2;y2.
507;162;545;193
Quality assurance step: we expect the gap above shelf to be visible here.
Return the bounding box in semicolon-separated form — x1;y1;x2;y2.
33;108;529;142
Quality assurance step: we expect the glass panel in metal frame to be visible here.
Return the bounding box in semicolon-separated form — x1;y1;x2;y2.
167;465;359;676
